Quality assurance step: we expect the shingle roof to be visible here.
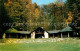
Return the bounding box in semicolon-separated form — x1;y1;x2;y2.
48;30;61;34
60;26;73;32
18;31;31;34
5;28;18;33
5;26;73;34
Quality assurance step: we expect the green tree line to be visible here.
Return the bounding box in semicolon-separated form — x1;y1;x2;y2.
0;0;80;38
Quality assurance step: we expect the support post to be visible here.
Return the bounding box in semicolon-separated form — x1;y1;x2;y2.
61;33;62;38
3;33;6;39
9;34;11;38
20;35;22;39
58;34;59;38
68;32;70;38
16;34;18;38
53;34;54;38
26;34;27;39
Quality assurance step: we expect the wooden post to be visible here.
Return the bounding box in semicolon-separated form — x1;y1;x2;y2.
20;35;22;39
58;34;59;38
26;34;27;39
3;33;6;39
68;32;70;38
53;34;54;38
61;33;62;38
9;34;11;38
77;33;79;35
16;34;18;38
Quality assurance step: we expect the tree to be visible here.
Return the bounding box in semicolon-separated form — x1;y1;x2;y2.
66;0;80;34
0;0;12;38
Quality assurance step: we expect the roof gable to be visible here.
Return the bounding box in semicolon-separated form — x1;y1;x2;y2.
61;26;73;32
31;27;49;34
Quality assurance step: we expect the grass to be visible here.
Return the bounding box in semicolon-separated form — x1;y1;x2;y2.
0;38;80;51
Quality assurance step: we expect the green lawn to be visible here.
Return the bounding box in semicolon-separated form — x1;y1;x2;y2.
0;38;80;51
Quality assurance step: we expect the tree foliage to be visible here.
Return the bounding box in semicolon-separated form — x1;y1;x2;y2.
66;0;80;33
1;0;80;34
0;0;12;38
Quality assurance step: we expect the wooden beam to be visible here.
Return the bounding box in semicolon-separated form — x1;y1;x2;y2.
9;34;11;38
58;34;59;38
2;33;6;39
20;35;22;39
61;33;62;38
26;35;27;39
68;32;70;38
53;34;54;38
16;34;18;38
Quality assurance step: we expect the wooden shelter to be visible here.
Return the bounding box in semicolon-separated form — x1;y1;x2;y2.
31;27;49;39
3;27;74;39
5;31;31;39
60;26;73;38
48;30;61;38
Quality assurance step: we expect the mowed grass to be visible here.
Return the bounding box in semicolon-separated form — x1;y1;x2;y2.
0;38;80;51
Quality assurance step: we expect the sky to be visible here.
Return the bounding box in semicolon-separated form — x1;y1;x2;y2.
32;0;66;5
